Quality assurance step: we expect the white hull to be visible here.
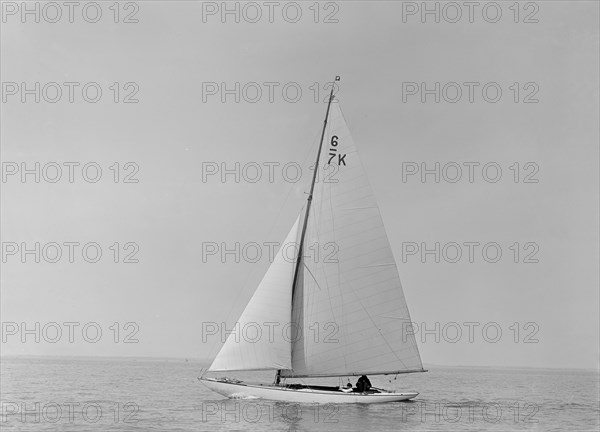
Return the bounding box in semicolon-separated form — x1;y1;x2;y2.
199;377;419;404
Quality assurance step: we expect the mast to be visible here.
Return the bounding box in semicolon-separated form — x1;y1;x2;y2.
292;76;339;295
275;76;339;385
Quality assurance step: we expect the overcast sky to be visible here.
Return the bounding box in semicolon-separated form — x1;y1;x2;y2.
1;1;598;370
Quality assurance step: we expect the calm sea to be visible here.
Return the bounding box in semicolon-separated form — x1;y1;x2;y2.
1;357;598;431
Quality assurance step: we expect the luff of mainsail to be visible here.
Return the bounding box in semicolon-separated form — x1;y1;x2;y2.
280;99;424;378
274;77;339;384
207;214;301;372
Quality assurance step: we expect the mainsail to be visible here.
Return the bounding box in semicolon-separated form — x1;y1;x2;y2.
280;101;423;378
208;215;301;372
208;86;424;378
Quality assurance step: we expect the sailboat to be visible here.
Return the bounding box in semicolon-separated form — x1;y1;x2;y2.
199;77;426;404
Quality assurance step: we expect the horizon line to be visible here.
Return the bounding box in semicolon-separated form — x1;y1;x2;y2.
1;354;598;372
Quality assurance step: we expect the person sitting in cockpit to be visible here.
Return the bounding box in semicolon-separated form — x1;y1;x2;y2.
355;375;372;392
340;382;353;393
